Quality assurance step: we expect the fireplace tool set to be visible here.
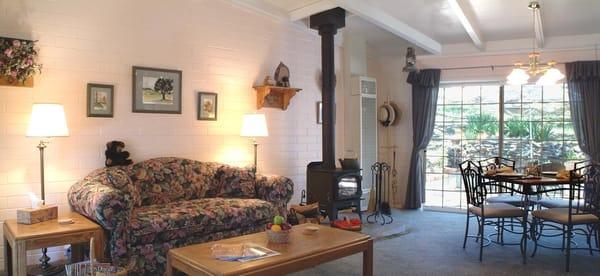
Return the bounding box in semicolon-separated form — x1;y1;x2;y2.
367;162;393;225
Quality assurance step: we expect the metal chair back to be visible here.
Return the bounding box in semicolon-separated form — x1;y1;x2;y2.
460;160;486;207
569;163;600;220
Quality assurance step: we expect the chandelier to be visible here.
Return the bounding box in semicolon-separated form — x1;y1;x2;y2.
506;1;564;86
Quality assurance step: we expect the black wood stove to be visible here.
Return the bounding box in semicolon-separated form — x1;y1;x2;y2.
306;8;362;221
307;162;362;220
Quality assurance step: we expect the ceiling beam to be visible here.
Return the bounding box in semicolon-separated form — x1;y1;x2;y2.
332;0;442;54
447;0;485;50
290;0;337;21
228;0;288;21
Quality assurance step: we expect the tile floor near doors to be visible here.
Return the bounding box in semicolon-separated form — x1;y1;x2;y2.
291;209;599;276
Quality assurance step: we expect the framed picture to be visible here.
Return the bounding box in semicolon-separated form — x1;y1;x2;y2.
87;83;114;117
317;101;323;124
197;92;218;121
132;66;182;114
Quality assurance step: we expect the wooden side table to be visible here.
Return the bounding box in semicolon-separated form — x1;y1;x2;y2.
3;210;105;276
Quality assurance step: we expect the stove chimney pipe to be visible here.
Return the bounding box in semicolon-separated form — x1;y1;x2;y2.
310;7;345;169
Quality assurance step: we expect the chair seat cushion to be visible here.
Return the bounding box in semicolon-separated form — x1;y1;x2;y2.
533;198;582;209
469;203;525;218
486;195;527;207
129;198;275;245
532;208;600;225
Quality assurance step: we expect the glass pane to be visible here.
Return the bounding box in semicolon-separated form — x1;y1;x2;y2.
542;85;564;102
564;141;586;160
523;85;542;102
504;120;530;139
504;104;521;121
444;123;462;139
462;86;480;104
481;104;500;121
426;173;443;190
424;190;443;207
427;140;444;156
432;125;444;140
435;104;445;122
426;157;444;174
564;103;572;120
522;103;542;121
463;119;498;140
543;103;564;121
504;85;522;103
503;140;522;162
437;88;445;105
443;191;463;208
444;140;462;169
481;85;500;103
541;141;563;164
445;86;462;104
480;140;499;157
462;105;480;121
545;122;563;140
444;105;462;122
444;173;463;192
462;140;481;159
564;122;576;140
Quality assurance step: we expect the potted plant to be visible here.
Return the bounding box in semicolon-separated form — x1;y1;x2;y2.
0;37;42;87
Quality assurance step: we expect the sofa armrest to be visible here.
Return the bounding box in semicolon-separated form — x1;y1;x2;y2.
68;174;133;230
255;175;294;216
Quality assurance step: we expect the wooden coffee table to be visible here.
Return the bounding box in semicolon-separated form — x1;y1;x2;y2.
167;224;373;276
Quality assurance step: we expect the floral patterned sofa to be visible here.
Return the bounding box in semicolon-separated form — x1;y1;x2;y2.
68;157;293;275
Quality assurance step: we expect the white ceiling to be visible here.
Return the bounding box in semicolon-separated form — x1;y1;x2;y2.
256;0;600;55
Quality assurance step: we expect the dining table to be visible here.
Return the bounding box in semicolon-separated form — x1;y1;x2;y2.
482;174;574;264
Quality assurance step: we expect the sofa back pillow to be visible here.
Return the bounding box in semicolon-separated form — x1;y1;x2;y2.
129;157;211;206
206;164;256;198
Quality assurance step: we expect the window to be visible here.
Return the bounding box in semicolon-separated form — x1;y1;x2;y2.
425;84;584;209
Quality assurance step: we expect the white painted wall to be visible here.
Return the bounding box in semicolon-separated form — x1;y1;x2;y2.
0;0;346;269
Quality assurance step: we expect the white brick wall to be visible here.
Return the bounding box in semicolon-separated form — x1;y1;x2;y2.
0;0;346;271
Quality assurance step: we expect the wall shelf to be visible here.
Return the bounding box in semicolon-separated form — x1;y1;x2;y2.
253;85;302;110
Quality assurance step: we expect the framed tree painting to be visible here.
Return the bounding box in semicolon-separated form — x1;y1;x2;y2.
87;83;114;117
132;66;182;114
197;92;218;121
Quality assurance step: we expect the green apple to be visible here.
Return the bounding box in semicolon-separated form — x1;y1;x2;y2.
273;215;285;225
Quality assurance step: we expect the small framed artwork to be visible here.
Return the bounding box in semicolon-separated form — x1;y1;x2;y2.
197;92;218;120
87;83;114;117
132;66;182;114
317;101;323;124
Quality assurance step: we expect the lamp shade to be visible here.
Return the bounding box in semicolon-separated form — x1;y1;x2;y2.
26;104;69;137
506;68;529;86
241;114;268;137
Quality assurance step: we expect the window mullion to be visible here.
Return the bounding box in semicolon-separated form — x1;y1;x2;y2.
499;85;505;158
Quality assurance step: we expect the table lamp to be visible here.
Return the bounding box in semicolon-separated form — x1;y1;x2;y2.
241;114;268;176
26;103;69;273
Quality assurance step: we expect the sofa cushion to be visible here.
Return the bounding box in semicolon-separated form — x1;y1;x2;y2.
129;198;275;245
129;158;217;206
209;164;256;199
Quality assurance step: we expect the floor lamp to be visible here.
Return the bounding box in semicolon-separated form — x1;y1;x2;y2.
26;103;69;274
241;114;268;177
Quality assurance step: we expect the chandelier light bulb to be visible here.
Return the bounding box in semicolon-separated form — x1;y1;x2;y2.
536;67;565;86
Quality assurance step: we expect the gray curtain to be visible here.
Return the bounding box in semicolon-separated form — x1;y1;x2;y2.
405;69;441;209
566;61;600;162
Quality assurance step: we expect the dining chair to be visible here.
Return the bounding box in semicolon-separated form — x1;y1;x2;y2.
478;157;525;207
460;160;526;262
530;163;600;272
535;161;587;209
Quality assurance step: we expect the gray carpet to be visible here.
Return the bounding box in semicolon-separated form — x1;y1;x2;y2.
290;209;599;276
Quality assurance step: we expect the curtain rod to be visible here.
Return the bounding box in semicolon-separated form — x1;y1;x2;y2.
438;62;567;71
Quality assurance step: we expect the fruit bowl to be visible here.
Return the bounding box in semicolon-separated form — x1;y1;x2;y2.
266;228;290;243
